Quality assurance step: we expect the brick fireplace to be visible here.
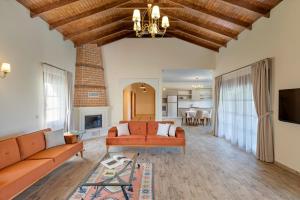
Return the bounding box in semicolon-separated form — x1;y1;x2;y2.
73;44;109;138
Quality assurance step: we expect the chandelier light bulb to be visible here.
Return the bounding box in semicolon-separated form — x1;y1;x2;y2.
151;5;160;20
162;16;170;28
132;9;141;22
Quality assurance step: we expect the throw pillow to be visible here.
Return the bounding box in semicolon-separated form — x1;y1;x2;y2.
117;123;130;136
168;125;177;137
45;129;66;149
157;123;170;137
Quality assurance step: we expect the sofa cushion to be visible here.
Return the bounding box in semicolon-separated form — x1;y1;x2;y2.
106;135;146;145
157;123;171;137
147;121;174;135
116;123;130;136
146;135;185;146
28;142;83;166
120;121;147;135
0;159;53;200
44;129;66;149
0;138;21;170
16;129;50;159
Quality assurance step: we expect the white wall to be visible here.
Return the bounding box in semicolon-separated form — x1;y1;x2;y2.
215;0;300;172
101;38;216;124
0;0;76;138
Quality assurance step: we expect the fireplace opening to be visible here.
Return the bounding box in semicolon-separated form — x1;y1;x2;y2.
85;115;102;130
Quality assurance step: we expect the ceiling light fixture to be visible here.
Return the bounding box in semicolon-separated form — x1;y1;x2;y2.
140;83;146;89
132;4;170;38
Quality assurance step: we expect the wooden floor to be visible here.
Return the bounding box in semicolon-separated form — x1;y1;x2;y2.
16;126;300;200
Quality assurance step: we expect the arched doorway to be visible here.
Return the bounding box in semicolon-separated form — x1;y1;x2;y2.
123;82;155;121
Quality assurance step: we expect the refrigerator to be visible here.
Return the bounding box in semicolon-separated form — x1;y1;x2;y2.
167;96;178;117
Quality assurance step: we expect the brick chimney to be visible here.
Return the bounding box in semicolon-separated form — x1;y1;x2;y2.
74;44;107;107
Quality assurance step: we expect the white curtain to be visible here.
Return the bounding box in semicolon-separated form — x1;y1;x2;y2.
217;67;258;154
43;64;71;131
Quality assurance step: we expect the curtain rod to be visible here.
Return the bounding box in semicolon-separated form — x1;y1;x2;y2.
42;62;70;72
215;58;272;78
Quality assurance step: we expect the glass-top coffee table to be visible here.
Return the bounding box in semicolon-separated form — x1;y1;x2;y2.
79;152;139;200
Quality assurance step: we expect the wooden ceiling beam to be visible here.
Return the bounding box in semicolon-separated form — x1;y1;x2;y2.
117;2;183;9
170;23;227;47
162;10;238;39
169;0;252;29
75;24;132;47
49;0;131;30
31;0;80;18
168;31;219;52
64;15;131;40
220;0;270;17
96;31;133;46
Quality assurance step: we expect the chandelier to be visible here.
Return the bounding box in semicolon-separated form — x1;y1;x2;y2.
132;4;170;38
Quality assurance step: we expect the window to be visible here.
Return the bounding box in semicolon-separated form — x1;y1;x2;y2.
217;67;258;154
43;65;68;131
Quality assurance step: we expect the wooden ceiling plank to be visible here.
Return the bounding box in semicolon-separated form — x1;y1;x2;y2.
117;2;183;9
49;0;131;30
31;0;81;18
64;15;131;40
75;24;132;46
97;31;132;46
170;23;227;47
169;0;252;29
220;0;270;17
168;31;219;52
162;10;238;39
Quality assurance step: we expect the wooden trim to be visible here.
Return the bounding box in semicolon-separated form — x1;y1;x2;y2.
49;0;131;30
274;161;300;177
170;24;227;47
97;31;133;46
75;25;132;47
31;0;80;18
169;0;252;29
76;62;103;70
117;2;183;9
220;0;270;17
168;31;220;52
75;85;106;89
162;10;238;39
64;15;131;40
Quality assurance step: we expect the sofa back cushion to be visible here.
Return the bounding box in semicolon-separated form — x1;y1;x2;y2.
120;121;147;135
147;121;174;135
0;138;21;170
16;129;50;159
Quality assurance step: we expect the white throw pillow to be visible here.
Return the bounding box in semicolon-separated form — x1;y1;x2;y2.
157;123;170;137
168;125;177;137
45;129;66;149
117;123;130;136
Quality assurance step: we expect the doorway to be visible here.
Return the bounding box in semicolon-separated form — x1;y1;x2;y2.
123;82;155;121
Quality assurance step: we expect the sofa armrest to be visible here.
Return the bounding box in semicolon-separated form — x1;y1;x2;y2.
107;127;117;138
175;127;185;139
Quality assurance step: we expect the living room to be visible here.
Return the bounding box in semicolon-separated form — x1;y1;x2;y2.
1;0;300;200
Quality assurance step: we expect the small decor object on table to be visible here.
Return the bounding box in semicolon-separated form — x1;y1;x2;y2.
68;152;154;200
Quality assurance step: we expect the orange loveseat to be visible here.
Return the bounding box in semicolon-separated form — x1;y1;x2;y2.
106;121;185;153
0;129;83;200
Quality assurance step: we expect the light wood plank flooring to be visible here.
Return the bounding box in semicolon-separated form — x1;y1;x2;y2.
16;126;300;200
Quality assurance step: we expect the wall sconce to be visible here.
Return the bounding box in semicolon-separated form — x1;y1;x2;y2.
0;63;11;79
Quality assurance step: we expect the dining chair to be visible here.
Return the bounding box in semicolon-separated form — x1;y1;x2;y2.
180;110;187;125
194;110;204;126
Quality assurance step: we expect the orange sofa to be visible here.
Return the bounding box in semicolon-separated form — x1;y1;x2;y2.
106;121;185;153
0;129;83;200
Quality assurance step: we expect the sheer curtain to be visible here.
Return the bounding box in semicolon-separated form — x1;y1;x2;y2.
43;64;70;131
217;67;258;154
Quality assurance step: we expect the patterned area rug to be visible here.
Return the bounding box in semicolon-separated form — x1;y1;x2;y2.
69;162;153;200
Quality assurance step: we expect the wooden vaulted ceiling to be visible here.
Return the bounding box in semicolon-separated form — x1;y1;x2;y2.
17;0;282;52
